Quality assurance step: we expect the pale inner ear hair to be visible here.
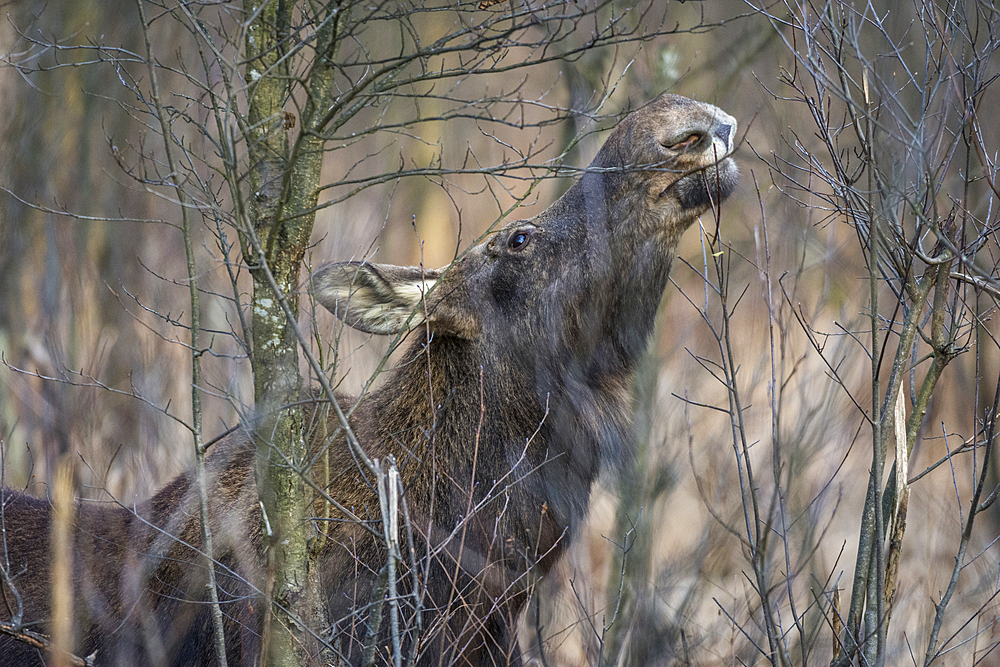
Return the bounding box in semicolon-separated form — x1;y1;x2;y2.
312;263;440;335
351;277;438;334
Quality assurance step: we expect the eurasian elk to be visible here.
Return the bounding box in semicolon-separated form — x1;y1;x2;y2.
0;93;737;666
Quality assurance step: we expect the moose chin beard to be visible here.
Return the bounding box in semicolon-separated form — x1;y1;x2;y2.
673;158;738;211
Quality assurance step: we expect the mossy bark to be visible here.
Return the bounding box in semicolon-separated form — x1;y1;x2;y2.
241;1;343;664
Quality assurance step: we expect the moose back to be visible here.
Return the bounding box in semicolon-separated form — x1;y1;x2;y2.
0;94;737;666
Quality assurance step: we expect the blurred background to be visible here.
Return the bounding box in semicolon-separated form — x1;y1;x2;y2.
1;1;998;664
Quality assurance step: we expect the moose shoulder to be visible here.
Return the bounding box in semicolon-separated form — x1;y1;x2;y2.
0;94;737;666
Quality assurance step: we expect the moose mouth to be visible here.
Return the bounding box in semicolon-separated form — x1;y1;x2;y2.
666;158;738;210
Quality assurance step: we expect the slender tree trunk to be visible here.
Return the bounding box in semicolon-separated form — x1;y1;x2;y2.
241;1;339;664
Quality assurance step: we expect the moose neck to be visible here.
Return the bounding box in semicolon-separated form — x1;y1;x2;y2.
369;328;623;532
373;333;548;459
559;170;681;370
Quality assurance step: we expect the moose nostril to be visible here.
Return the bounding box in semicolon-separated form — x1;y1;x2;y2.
714;123;733;147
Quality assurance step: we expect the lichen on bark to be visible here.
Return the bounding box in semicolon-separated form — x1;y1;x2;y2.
240;1;343;664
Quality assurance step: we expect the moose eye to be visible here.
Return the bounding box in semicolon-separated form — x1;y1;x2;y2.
666;132;703;151
508;229;532;252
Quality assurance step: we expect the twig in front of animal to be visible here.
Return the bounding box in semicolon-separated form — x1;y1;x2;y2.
396;475;423;667
438;366;487;661
414;421;552;562
342;535;366;665
375;458;404;667
0;457;26;629
0;623;96;667
411;400;556;659
530;581;594;667
259;500;276;666
447;533;566;664
264;431;382;542
96;493;333;655
438;372;551;654
0;558;25;634
421;396;553;567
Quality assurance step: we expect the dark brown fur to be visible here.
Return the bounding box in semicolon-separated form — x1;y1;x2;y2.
0;94;737;666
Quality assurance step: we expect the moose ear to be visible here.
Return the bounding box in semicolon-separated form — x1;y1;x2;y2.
311;262;442;335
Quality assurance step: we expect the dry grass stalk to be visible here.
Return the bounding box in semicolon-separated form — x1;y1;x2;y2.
50;458;75;667
832;587;842;663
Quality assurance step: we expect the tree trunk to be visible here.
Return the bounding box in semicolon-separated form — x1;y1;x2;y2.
241;1;341;664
